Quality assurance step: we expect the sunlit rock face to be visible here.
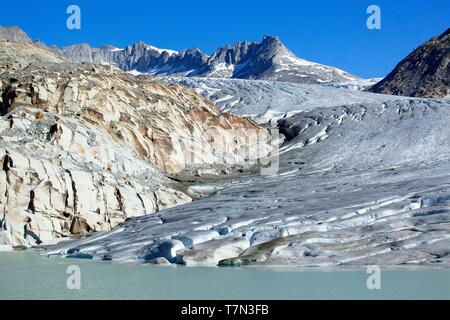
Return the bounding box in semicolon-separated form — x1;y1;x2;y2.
0;41;272;247
0;107;191;246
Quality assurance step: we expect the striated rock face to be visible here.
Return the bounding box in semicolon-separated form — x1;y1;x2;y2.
370;28;450;98
0;63;271;174
0;106;191;246
0;39;272;247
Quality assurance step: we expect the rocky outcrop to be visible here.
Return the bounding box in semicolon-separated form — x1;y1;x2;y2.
0;38;273;247
0;63;271;173
370;28;450;98
0;107;191;246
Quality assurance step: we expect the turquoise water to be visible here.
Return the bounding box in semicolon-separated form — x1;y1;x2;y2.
0;251;449;300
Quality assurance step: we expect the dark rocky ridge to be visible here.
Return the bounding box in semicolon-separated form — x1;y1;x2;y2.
370;28;450;98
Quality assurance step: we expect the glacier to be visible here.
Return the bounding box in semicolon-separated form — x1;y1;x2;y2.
162;77;406;123
47;78;450;268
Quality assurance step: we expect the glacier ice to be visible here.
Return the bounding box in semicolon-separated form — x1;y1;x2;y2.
47;80;450;268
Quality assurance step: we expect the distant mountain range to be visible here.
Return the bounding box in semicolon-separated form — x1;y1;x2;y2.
369;28;450;98
2;26;448;97
0;26;358;84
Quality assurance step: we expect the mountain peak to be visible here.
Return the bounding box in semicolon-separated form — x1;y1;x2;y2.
262;35;281;44
259;35;288;56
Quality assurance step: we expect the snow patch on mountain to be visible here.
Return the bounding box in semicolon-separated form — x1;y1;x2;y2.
146;45;178;56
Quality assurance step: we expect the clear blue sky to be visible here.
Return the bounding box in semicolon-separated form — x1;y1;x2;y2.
1;0;449;78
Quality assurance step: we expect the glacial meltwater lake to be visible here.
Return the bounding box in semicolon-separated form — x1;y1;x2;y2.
0;251;449;300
